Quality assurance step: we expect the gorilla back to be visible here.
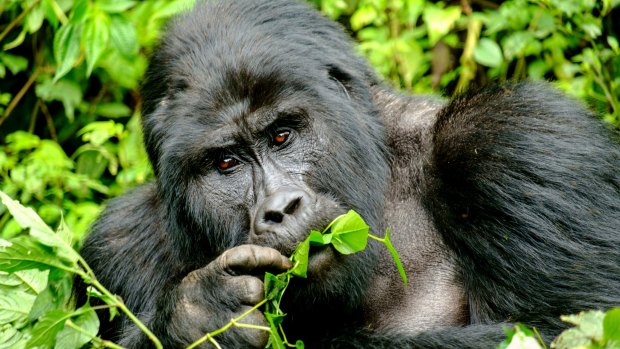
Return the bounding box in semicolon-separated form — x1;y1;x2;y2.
78;0;620;348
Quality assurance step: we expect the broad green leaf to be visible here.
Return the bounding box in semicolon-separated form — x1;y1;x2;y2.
27;309;71;347
0;324;26;349
53;22;82;82
290;238;309;278
350;5;377;31
95;102;132;118
14;269;49;294
474;38;503;68
308;230;331;245
0;291;36;323
264;272;288;303
35;78;83;122
0;191;79;264
328;210;369;255
423;5;461;46
553;310;605;348
25;5;45;33
0;53;28;75
97;0;137;13
54;305;99;349
0;237;73;273
83;11;110;76
603;308;620;342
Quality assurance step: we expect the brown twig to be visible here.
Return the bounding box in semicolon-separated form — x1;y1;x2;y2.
0;0;40;43
39;100;57;142
0;69;40;127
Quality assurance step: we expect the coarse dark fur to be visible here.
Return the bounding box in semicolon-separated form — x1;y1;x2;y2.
77;0;620;348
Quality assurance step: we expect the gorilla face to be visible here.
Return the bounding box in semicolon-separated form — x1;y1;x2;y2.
140;16;390;308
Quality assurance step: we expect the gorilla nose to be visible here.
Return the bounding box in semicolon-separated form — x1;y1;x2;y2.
255;189;310;234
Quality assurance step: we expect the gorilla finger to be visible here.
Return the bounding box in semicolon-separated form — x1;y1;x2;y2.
219;244;292;274
226;275;264;305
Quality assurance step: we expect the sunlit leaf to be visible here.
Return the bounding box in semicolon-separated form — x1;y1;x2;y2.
603;308;620;342
27;309;71;347
53;22;82;82
84;11;110;76
54;304;99;349
474;38;503;68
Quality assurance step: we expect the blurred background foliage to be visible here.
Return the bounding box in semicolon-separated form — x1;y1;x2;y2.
0;0;619;244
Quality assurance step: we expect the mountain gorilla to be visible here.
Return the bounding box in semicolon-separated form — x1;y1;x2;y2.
78;0;620;347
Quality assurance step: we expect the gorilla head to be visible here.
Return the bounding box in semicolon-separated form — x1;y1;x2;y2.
140;0;387;310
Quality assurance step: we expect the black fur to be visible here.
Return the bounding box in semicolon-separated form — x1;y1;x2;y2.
77;1;620;348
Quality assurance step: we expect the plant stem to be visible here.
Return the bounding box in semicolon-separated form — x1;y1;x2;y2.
187;299;269;349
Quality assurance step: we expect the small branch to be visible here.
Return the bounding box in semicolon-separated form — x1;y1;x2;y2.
0;69;40;127
187;299;269;349
39;101;57;141
0;0;40;42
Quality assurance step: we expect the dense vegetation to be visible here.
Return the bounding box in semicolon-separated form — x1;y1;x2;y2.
1;0;619;348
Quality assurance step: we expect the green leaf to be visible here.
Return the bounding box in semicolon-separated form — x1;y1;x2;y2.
264;272;288;303
382;228;407;286
308;230;331;246
54;305;100;349
265;312;286;349
25;5;45;33
0;290;37;323
0;324;26;348
474;38;503;68
603;308;620;342
109;15;139;57
0;191;79;265
97;0;137;13
95;102;132;118
0;237;66;272
328;210;369;255
53;23;82;82
34;78;83;122
553;310;605;348
350;5;377;31
423;5;462;46
27;309;71;347
289;238;309;278
83;11;110;76
0;53;28;75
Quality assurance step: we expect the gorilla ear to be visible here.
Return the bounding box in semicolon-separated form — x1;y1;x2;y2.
327;64;353;99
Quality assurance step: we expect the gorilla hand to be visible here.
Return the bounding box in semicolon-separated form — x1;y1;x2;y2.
170;245;292;348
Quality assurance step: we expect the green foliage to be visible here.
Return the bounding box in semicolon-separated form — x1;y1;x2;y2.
498;309;620;349
311;0;620;123
0;0;195;242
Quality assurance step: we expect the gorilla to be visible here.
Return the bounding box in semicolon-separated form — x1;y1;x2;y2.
78;0;620;348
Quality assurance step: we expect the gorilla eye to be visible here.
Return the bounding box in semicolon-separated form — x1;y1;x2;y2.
217;155;238;172
273;130;291;146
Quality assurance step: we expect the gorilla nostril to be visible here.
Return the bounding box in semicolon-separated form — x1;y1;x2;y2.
264;210;284;224
283;197;302;215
